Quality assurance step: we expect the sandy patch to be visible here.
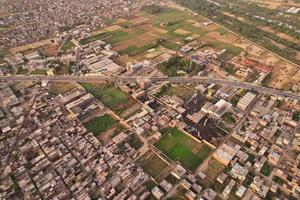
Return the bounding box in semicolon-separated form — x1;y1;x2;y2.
115;18;127;24
129;17;150;26
153;27;168;34
10;38;55;53
202;23;219;31
112;40;133;52
174;29;190;35
186;19;198;24
258;52;281;66
134;33;159;48
205;31;239;44
104;25;122;32
269;60;300;89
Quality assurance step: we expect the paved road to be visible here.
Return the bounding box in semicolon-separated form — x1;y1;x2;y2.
0;75;300;100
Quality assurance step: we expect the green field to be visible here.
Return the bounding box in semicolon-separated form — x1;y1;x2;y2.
126;134;144;150
160;40;181;50
260;162;273;177
223;112;236;124
30;69;47;75
81;83;128;107
104;29;145;44
120;42;158;57
207;40;242;56
83;114;116;136
79;32;112;45
154;127;212;171
163;21;208;37
61;40;76;51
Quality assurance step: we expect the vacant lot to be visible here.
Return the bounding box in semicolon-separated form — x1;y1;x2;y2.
154;127;212;171
155;84;195;101
83;114;117;136
140;151;169;179
204;158;226;181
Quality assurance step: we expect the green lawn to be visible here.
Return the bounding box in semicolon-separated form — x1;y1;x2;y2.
292;111;300;121
31;69;47;75
127;134;144;150
142;7;192;23
61;40;76;51
243;172;255;186
154;127;212;171
260;162;273;177
83;114;116;136
164;21;208;37
81;83;129;108
223;112;236;124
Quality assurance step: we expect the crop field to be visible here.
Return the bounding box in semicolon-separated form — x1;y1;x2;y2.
154;127;212;172
78;7;246;63
76;5;300;89
83;114;117;136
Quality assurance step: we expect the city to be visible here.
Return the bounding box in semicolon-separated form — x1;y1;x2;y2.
0;0;300;200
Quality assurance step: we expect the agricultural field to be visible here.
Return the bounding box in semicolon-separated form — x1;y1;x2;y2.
80;83;141;118
154;127;213;172
78;7;245;64
83;114;117;136
78;6;300;91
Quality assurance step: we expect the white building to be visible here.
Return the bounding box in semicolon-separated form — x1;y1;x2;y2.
237;92;256;111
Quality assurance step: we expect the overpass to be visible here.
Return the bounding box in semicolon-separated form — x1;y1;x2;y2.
0;75;300;100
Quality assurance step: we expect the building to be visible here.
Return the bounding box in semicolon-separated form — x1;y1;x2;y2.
201;99;232;118
88;58;122;74
213;142;241;165
128;60;151;72
237;92;256;111
151;186;164;199
66;93;102;121
230;162;249;181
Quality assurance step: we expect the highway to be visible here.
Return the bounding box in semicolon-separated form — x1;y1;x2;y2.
1;75;300;100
